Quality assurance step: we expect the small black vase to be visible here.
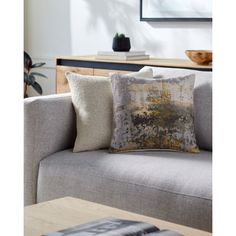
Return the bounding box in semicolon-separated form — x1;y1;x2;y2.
112;37;131;52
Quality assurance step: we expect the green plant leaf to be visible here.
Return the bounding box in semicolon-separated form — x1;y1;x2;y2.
119;33;125;38
31;72;48;79
32;81;43;95
24;73;34;85
27;74;35;85
24;72;28;83
31;62;46;68
24;51;32;71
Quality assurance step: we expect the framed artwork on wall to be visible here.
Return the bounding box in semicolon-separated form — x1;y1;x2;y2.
140;0;212;22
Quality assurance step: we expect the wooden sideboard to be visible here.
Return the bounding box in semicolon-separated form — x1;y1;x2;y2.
56;55;212;93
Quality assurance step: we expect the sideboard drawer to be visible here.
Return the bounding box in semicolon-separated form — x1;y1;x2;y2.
56;66;93;93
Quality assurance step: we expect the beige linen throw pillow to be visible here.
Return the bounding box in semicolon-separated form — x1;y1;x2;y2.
66;68;153;152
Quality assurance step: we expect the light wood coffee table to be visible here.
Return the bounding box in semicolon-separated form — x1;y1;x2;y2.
25;197;211;236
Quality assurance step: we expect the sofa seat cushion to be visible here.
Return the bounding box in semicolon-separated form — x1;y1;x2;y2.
38;149;212;231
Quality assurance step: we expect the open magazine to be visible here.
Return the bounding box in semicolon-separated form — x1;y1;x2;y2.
43;218;183;236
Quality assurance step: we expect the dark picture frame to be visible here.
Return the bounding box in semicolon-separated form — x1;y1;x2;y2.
140;0;212;22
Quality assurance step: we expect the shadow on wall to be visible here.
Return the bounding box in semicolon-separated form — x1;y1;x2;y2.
82;0;160;53
80;0;212;57
147;21;212;56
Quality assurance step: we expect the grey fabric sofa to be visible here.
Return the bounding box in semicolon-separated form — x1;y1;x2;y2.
24;73;212;232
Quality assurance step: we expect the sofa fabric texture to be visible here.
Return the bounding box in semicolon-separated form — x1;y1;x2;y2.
37;149;212;231
66;68;153;152
24;93;76;205
110;73;199;153
24;66;212;232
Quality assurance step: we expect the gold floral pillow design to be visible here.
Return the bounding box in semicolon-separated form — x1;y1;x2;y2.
110;74;199;153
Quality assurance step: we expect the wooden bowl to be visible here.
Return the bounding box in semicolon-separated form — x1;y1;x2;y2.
185;50;212;65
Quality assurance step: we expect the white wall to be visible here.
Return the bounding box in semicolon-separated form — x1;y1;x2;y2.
24;0;72;96
24;0;212;96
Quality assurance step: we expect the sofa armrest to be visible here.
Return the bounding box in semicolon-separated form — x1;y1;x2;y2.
24;93;76;205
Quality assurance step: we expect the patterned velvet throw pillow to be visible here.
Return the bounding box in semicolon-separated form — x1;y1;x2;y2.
110;74;199;153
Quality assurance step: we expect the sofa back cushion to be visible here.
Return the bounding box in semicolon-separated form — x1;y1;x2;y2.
145;67;212;151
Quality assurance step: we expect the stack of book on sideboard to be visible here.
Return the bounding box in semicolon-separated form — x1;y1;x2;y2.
96;51;150;61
